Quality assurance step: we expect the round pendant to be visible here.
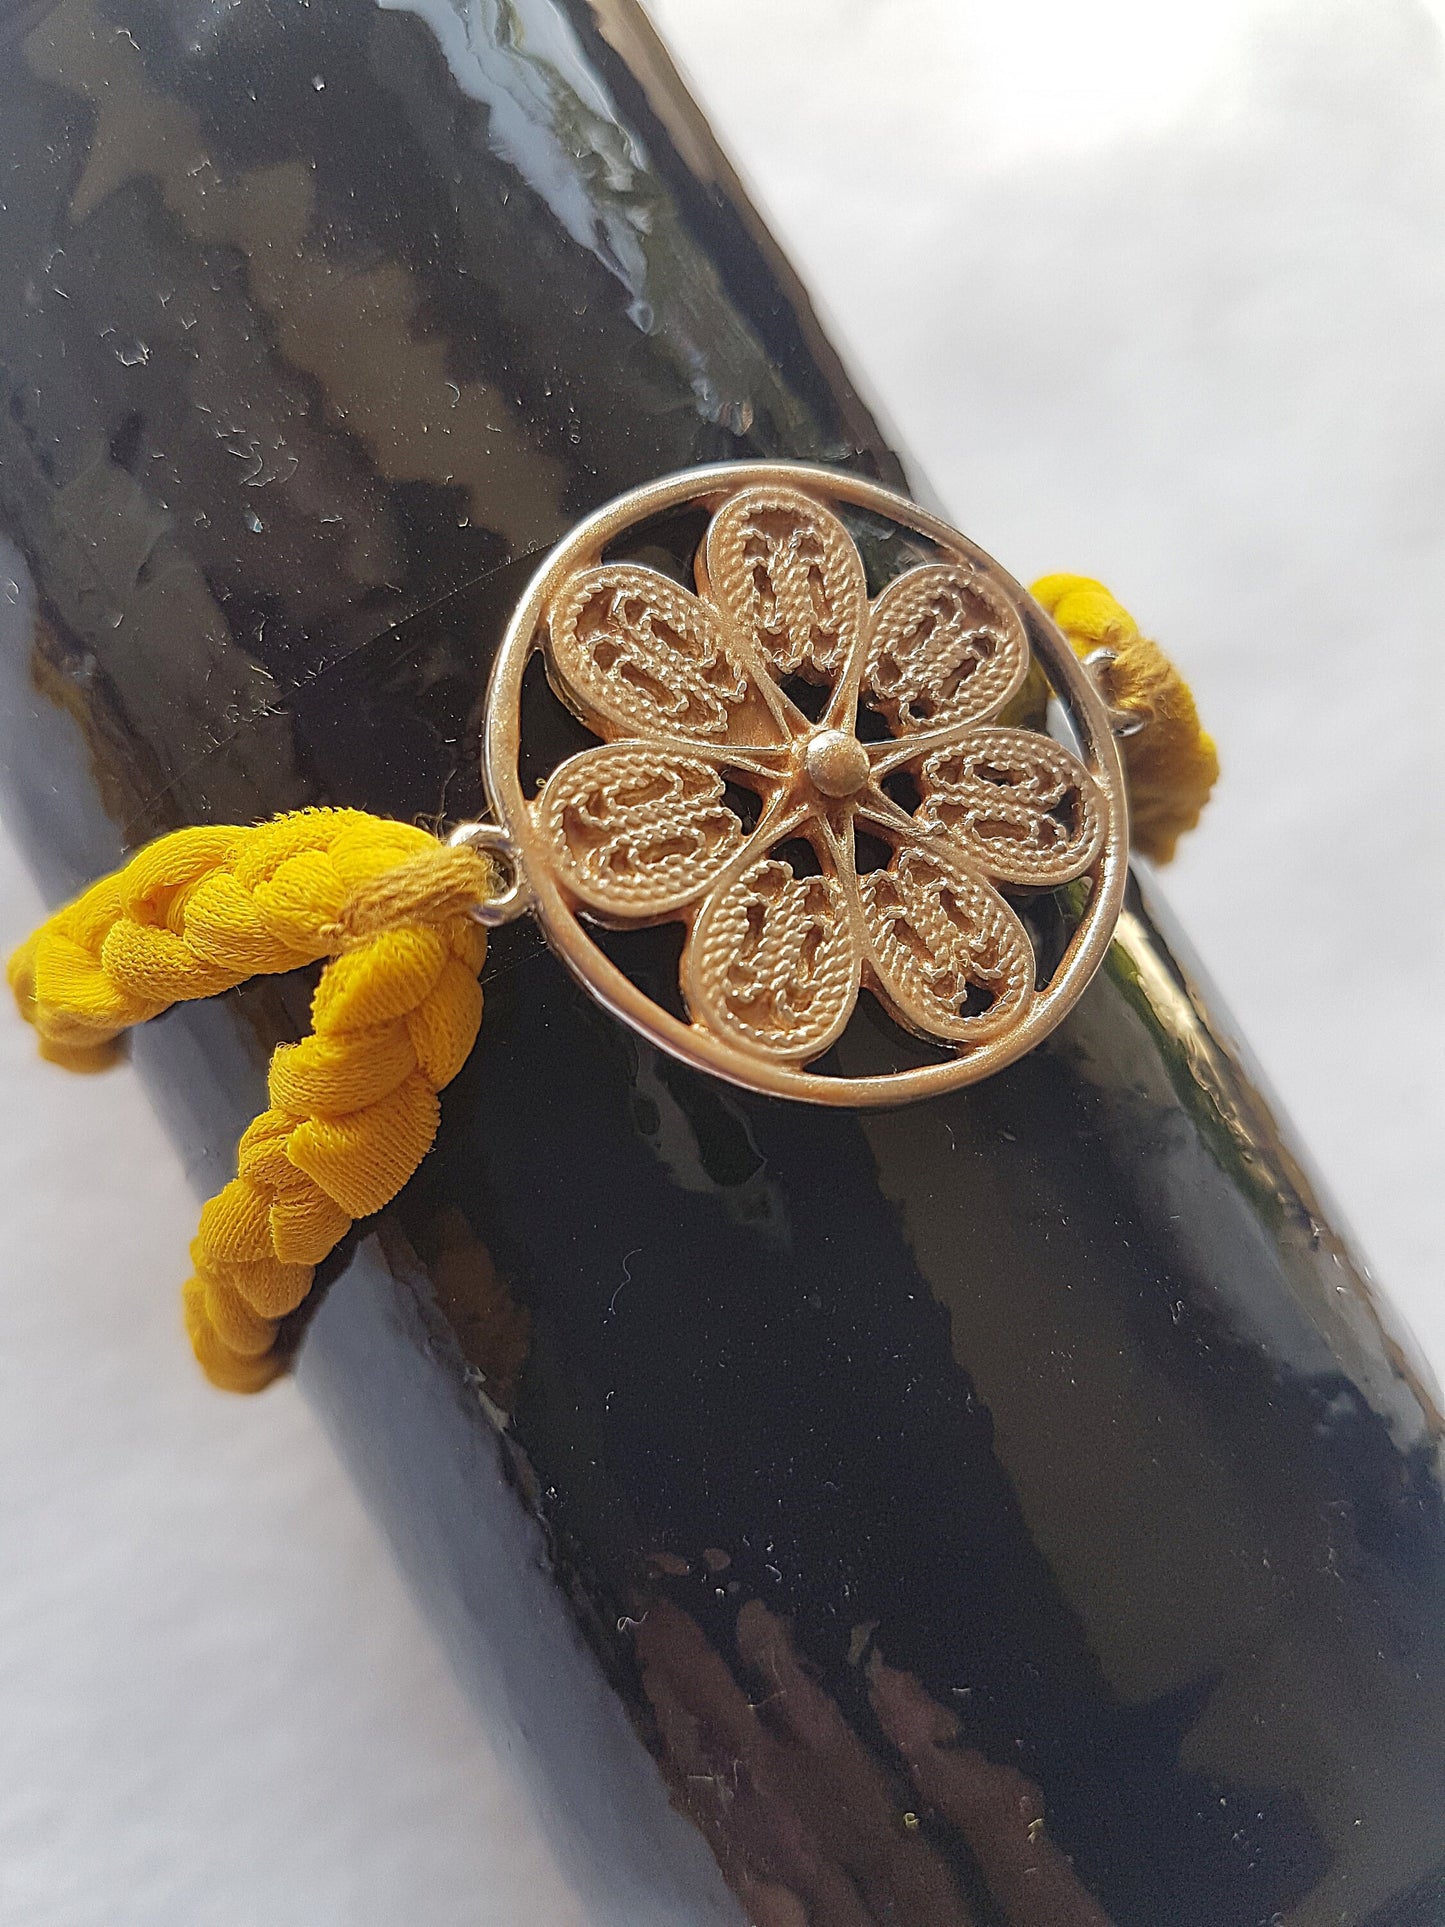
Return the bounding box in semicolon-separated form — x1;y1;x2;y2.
482;463;1128;1107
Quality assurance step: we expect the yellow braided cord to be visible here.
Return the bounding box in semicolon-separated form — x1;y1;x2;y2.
1031;574;1219;864
8;810;491;1391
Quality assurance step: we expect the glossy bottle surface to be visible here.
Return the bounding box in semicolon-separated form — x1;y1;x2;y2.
2;2;1444;1923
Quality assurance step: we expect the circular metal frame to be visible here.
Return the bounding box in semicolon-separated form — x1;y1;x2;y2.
483;462;1129;1108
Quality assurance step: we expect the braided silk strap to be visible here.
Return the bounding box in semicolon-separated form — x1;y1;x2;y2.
1031;574;1219;865
8;809;495;1390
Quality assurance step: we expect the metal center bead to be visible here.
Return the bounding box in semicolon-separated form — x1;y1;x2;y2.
803;727;870;798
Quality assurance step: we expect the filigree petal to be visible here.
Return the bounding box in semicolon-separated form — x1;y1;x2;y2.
915;726;1105;887
536;742;751;921
702;484;868;693
683;842;861;1063
548;563;763;744
859;844;1035;1045
864;563;1028;734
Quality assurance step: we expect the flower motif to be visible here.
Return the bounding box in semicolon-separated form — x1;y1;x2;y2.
531;482;1105;1068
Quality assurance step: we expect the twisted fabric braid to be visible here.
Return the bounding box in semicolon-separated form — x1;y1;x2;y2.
9;809;494;1390
1031;574;1219;864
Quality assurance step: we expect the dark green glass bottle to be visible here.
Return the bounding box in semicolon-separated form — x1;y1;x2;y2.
1;1;1443;1921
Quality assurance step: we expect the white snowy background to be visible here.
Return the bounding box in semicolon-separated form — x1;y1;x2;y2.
1;2;1442;1920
